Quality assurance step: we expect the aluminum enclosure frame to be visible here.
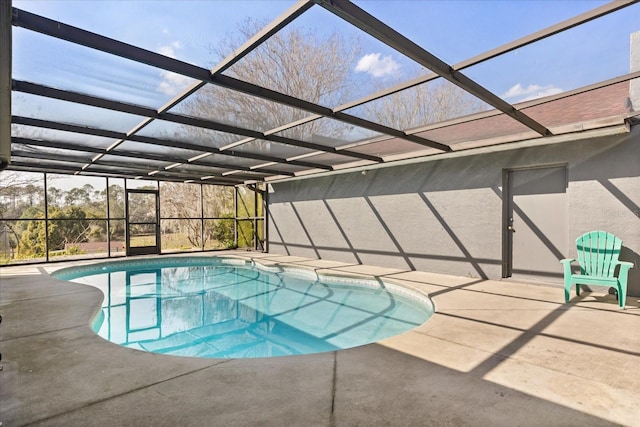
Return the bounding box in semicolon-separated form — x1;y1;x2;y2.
2;0;639;184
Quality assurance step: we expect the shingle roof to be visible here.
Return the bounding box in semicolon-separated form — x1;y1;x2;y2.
416;81;630;148
341;81;632;162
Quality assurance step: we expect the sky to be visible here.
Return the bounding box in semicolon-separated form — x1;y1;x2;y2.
10;0;640;117
7;0;639;190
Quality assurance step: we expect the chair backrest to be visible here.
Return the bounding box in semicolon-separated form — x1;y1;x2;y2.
575;230;622;277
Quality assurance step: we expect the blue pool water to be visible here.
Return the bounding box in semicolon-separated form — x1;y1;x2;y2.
53;257;433;359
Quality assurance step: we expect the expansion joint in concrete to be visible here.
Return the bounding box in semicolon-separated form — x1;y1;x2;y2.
0;324;88;343
330;351;337;427
20;361;231;427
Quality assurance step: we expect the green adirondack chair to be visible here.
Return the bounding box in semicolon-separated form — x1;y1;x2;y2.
561;231;633;309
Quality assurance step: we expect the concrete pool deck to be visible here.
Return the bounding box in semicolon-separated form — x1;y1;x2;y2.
1;252;639;427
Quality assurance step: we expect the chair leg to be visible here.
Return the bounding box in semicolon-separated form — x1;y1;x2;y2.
618;284;626;310
575;284;580;297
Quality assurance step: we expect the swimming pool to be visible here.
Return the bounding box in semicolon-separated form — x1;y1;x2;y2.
53;256;434;358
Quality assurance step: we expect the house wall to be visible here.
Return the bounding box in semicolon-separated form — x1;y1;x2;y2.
630;31;640;110
267;126;640;296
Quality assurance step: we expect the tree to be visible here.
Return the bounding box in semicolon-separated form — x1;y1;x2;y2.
105;184;125;218
204;185;236;249
0;222;20;262
182;21;361;146
0;171;45;219
203;185;234;219
174;22;365;249
236;186;257;218
63;183;90;206
18;213;46;257
160;182;203;248
103;184;125;240
19;206;92;257
47;187;63;210
127;188;157;223
14;206;44;236
22;184;40;208
360;76;488;131
211;214;235;249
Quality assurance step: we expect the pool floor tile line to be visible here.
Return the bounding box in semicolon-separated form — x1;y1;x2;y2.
1;252;639;427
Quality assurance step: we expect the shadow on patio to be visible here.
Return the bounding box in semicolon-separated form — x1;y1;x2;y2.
0;254;638;426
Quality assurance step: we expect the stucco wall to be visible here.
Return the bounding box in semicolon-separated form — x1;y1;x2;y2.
268;127;640;296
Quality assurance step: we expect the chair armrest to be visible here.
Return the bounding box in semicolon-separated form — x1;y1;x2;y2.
560;258;575;277
617;261;634;276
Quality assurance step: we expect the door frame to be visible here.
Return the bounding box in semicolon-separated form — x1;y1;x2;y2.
502;163;568;278
125;189;160;256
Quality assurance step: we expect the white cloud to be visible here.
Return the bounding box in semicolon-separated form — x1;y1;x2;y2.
355;53;401;78
157;41;192;96
157;41;182;59
502;83;563;102
158;72;193;96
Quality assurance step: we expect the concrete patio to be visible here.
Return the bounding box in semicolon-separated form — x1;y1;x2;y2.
1;252;639;427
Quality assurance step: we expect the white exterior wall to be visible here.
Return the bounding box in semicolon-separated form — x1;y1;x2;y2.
268;127;640;296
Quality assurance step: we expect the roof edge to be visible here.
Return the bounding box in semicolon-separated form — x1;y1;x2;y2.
267;122;631;185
